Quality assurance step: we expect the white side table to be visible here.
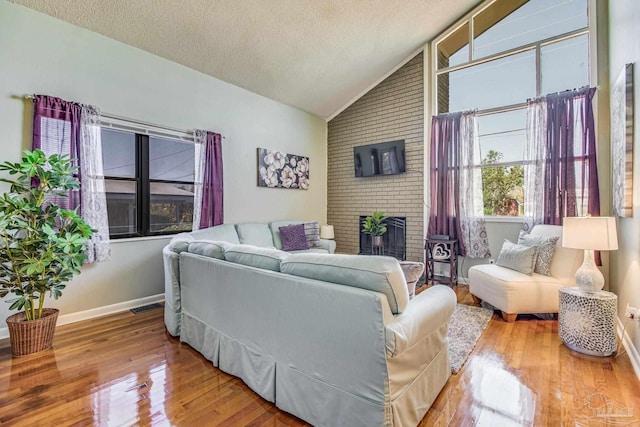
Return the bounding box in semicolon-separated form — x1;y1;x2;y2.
558;287;617;357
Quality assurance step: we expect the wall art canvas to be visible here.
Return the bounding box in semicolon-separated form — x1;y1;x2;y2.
611;63;634;217
257;148;309;190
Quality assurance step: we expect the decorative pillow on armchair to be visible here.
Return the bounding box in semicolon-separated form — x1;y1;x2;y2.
279;224;310;251
496;240;538;275
517;230;559;276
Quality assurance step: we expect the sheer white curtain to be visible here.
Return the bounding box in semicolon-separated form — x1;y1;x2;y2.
459;112;491;258
80;105;110;262
192;129;207;231
523;99;547;231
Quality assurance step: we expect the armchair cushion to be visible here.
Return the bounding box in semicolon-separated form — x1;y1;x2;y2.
496;240;537;275
517;231;559;276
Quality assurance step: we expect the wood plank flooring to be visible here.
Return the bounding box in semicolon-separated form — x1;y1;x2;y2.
0;285;638;426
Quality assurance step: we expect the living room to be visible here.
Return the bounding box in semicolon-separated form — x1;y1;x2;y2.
1;0;639;425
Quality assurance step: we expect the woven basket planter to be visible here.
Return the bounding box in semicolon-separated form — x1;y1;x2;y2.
6;308;59;357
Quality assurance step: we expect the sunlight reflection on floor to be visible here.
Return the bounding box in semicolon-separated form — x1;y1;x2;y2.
468;357;536;427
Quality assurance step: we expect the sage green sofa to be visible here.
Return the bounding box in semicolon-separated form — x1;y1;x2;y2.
162;222;456;426
163;221;336;336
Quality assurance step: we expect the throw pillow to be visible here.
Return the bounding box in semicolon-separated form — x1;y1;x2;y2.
303;221;322;248
279;224;310;251
496;240;538;275
517;230;559;276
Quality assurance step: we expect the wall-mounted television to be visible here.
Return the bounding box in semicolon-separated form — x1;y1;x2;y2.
354;140;406;177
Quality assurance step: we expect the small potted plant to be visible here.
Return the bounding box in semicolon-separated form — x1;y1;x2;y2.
362;211;389;247
0;149;94;356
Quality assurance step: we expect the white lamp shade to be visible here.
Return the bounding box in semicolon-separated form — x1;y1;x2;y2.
562;216;618;250
320;225;335;239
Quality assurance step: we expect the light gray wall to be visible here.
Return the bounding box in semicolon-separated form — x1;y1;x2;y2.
608;0;640;369
0;2;327;327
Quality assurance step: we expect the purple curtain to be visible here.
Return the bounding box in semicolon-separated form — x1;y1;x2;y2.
199;131;224;228
427;113;466;255
32;95;82;210
544;87;599;223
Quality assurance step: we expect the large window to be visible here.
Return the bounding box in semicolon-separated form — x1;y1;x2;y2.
102;128;195;238
433;0;591;217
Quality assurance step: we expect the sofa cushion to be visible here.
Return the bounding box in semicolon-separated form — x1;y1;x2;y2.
187;240;231;259
517;230;559;276
168;232;195;253
236;223;275;247
303;221;322;248
269;220;303;249
191;224;240;244
288;248;330;254
280;253;409;314
496;240;537;275
224;244;288;271
279;224;310;251
270;220;323;249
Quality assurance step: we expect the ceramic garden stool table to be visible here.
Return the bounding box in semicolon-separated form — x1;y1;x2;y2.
558;287;617;357
399;261;425;299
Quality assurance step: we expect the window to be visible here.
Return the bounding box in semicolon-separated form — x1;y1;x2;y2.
433;0;591;216
102;128;195;238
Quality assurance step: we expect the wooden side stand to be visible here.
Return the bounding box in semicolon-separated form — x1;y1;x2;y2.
425;238;458;287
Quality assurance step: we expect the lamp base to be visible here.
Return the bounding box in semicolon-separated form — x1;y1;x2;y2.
575;249;604;292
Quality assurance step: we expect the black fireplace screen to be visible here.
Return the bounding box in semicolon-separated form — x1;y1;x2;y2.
359;216;406;260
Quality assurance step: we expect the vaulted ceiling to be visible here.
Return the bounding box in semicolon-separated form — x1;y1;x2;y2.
10;0;479;119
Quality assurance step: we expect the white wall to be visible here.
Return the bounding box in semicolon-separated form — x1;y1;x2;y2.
0;2;327;331
608;0;640;375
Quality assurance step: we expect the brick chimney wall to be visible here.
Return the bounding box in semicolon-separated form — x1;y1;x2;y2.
327;52;424;262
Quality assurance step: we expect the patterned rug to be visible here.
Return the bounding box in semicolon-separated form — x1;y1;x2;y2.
448;303;493;374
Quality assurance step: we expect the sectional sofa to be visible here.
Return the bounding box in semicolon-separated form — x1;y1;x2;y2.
163;221;457;426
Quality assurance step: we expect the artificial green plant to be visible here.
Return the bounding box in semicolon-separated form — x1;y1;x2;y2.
0;149;94;320
362;211;389;237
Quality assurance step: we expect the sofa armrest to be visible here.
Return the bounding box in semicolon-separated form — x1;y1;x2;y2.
163;246;182;336
318;238;336;254
385;285;456;357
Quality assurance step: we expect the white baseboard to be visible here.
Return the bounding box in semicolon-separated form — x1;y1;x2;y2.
617;316;640;380
0;294;164;340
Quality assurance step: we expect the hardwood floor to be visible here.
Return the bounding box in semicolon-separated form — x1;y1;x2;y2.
1;285;639;426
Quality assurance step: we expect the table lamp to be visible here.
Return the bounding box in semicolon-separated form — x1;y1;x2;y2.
562;216;618;292
320;225;335;239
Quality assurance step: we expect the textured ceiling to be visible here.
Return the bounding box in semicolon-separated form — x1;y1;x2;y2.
10;0;478;119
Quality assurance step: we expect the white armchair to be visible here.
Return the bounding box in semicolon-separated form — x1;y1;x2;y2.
468;225;583;322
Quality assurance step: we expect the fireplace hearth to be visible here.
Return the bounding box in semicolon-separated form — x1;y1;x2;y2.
359;216;406;260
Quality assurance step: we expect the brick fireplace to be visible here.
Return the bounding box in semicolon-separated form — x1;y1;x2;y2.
359;216;406;260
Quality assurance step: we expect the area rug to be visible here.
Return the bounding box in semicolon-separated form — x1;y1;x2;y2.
447;303;493;374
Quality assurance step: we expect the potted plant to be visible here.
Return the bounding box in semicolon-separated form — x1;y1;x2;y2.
0;149;94;356
362;211;389;247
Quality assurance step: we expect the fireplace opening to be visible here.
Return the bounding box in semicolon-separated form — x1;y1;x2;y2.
359;216;406;260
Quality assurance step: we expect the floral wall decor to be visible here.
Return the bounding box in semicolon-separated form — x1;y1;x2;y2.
257;148;309;189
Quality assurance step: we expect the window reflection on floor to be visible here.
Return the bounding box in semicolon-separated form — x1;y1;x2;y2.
468;357;536;426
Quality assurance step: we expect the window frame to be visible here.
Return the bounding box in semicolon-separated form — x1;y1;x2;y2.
101;120;196;239
430;0;595;219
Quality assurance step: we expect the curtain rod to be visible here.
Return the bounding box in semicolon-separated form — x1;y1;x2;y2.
23;94;225;139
